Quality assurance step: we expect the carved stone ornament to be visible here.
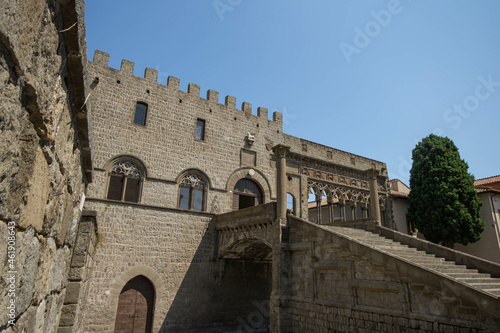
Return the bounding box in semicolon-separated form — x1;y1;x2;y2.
180;174;205;188
246;132;255;146
111;161;142;177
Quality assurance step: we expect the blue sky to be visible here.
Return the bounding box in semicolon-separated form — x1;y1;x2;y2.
85;0;500;185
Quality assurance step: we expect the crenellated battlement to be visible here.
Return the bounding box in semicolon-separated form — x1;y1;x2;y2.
91;50;282;125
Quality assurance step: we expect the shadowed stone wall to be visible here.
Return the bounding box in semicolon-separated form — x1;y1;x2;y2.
0;0;91;331
283;215;500;332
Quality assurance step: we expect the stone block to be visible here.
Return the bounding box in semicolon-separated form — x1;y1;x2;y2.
59;304;77;326
64;282;81;304
18;148;50;231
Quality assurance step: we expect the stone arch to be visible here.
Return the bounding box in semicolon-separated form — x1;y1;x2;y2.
323;186;333;201
175;168;212;189
109;266;164;332
308;182;326;201
344;190;355;203
219;237;273;260
226;168;272;203
332;187;344;203
114;275;155;332
104;154;148;178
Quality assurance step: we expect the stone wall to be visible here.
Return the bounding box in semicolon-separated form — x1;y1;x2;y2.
84;49;393;331
59;211;97;333
0;0;91;331
283;215;500;332
87;50;283;209
81;200;273;332
83;51;287;331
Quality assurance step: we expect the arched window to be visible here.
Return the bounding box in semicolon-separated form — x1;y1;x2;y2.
114;275;155;333
134;102;148;126
107;159;144;203
178;172;207;211
233;178;263;211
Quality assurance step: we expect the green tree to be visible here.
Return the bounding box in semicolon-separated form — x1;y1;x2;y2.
408;134;484;248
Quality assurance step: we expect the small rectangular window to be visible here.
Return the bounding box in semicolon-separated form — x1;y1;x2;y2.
134;102;148;126
195;119;205;141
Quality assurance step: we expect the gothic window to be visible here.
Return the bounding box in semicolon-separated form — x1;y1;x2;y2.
195;119;205;141
134;102;148;126
107;160;144;203
232;178;263;211
178;173;207;211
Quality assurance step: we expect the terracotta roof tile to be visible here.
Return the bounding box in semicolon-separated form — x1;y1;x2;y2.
475;175;500;186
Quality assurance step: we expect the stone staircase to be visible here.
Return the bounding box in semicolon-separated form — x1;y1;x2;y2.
328;226;500;297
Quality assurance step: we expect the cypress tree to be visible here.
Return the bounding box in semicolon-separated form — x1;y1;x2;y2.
408;134;484;248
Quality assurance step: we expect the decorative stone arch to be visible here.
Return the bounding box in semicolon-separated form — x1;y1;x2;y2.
323;186;333;201
104;154;148;178
108;265;164;332
331;187;344;204
226;168;272;204
344;190;355;204
308;182;326;201
175;168;212;189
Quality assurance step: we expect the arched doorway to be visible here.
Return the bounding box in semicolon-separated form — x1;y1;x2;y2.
232;178;263;211
114;275;155;333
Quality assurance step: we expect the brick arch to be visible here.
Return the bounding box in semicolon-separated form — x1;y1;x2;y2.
108;265;164;332
226;168;272;203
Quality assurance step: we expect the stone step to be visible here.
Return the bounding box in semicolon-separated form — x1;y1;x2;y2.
330;227;500;296
400;258;447;265
392;250;430;257
457;278;500;284
365;243;410;251
436;267;479;274
483;289;500;296
443;272;490;279
468;282;500;288
419;263;468;270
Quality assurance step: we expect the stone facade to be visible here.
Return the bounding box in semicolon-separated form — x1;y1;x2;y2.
0;0;92;331
2;2;499;332
82;50;390;332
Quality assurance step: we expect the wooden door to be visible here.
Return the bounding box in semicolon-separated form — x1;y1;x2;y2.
114;276;154;333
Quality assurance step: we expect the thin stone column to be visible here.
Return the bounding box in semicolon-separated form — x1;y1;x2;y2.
328;201;334;224
273;144;291;221
367;169;381;224
316;200;322;224
270;144;290;333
